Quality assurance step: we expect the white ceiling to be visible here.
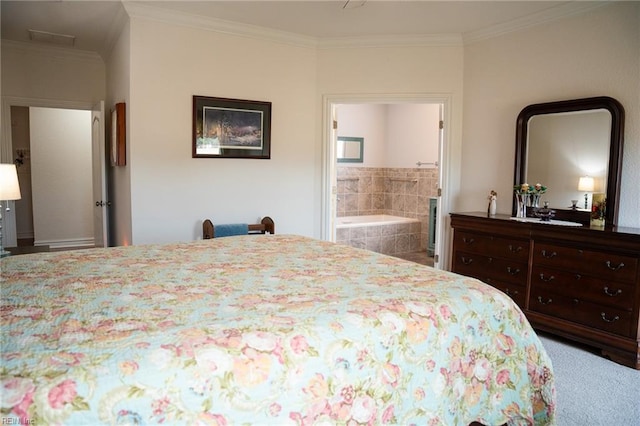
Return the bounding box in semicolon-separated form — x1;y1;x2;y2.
1;1;607;57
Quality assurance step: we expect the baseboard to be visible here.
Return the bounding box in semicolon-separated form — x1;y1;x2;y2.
34;237;95;249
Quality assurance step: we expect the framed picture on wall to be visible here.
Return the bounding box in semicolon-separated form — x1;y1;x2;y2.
192;96;271;159
111;102;126;166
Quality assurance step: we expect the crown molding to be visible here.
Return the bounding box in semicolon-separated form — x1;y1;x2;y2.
122;2;462;49
463;1;611;44
317;33;463;49
122;1;611;50
1;39;103;63
122;2;318;49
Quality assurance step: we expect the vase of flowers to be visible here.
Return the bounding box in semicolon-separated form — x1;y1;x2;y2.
514;183;548;218
513;183;530;218
529;183;547;208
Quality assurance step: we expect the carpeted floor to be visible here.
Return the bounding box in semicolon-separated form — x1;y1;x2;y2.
537;331;640;426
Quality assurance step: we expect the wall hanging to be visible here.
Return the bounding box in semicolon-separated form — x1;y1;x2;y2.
192;96;271;159
111;102;126;166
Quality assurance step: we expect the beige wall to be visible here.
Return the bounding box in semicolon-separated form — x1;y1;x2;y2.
106;19;132;246
462;2;639;227
1;42;105;102
127;17;318;244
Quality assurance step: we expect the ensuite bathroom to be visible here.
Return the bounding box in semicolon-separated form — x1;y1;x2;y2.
334;103;441;266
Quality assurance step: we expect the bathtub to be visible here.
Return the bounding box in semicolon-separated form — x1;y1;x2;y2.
335;214;421;255
336;214;419;228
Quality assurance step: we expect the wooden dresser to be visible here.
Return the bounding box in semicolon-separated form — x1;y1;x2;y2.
450;212;640;369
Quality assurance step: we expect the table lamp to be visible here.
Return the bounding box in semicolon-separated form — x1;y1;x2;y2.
0;164;22;257
578;176;594;210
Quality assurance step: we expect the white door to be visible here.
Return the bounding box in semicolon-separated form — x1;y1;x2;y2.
91;101;108;247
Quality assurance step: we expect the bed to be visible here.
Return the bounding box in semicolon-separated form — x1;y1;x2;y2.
1;235;555;425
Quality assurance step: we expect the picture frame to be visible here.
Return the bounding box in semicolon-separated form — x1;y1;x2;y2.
192;96;271;159
111;102;126;166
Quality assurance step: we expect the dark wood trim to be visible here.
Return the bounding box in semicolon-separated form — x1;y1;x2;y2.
514;96;624;228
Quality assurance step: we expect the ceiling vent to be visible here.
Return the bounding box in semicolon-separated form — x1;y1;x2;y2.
28;29;76;47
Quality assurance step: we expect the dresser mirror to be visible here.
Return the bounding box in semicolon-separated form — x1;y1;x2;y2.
514;96;624;228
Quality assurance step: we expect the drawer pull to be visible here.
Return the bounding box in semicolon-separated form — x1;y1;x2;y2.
541;250;557;259
600;312;620;323
539;274;555;282
505;288;519;297
461;256;473;265
572;298;579;305
605;261;625;271
508;245;523;253
603;287;622;297
506;267;520;275
462;237;475;244
537;296;552;305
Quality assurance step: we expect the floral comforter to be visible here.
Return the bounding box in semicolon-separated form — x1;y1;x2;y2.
1;235;555;425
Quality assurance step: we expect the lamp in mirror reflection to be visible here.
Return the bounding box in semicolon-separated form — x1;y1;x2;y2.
0;164;22;257
578;176;595;210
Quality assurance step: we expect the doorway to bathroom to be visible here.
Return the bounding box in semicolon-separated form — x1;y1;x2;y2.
322;94;452;270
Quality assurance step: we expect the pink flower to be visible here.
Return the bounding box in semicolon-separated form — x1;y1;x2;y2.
119;360;139;375
496;369;511;385
269;403;282;417
152;396;170;416
340;385;355;404
48;379;77;409
439;304;452;320
1;378;35;408
1;377;35;420
380;363;401;388
382;404;395;423
14;388;35;421
290;335;309;355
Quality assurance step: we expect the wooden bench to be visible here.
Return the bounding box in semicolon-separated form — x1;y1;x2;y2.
203;216;275;239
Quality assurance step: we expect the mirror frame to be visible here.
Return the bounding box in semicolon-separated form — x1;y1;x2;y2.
514;96;625;228
337;136;364;163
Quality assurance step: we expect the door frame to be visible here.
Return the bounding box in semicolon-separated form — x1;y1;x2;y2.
1;96;106;248
321;93;454;270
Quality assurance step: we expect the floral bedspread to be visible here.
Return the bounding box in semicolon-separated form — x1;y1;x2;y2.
1;235;555;425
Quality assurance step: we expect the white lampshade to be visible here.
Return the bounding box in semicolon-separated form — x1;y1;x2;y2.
578;176;595;192
0;164;22;201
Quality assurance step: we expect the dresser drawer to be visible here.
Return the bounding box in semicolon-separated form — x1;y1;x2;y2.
531;265;635;310
529;289;633;337
533;243;638;284
453;251;528;286
454;231;529;261
483;279;527;308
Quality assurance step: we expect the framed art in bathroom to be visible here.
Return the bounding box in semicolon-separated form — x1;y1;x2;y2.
111;102;126;166
192;96;271;159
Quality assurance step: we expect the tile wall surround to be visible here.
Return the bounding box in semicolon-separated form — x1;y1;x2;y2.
336;166;439;253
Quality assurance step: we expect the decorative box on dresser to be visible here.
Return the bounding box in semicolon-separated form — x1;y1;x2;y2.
450;212;640;370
